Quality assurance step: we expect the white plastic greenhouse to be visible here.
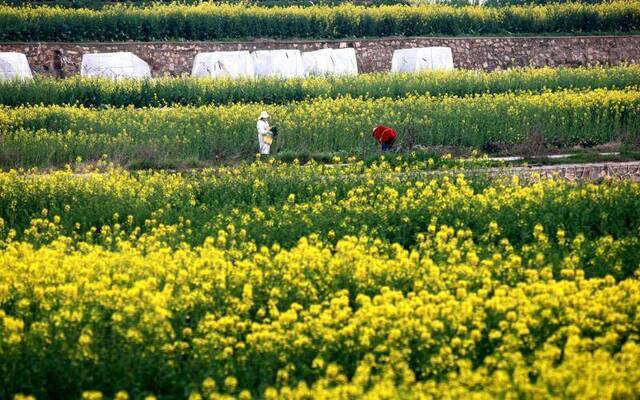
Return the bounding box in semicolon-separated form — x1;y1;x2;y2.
0;52;33;81
80;52;152;79
251;50;304;78
191;51;255;79
391;47;454;73
302;48;358;76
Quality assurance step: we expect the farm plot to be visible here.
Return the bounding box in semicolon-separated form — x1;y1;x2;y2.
1;0;640;397
1;88;638;168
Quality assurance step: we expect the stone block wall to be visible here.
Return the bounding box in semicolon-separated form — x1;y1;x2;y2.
485;161;640;182
1;35;639;77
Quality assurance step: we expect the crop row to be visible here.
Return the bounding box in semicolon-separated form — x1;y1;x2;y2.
0;0;618;9
1;167;640;398
1;88;638;168
2;65;640;108
1;2;639;41
2;163;640;251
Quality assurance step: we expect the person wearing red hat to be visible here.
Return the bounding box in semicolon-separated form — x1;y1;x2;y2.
372;125;397;152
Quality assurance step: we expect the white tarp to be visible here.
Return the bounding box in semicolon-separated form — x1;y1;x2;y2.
302;48;358;76
252;50;304;78
391;47;454;73
0;52;33;81
191;51;255;79
81;52;151;79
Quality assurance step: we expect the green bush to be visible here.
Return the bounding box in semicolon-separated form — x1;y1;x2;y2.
0;1;638;41
2;65;640;107
0;88;638;168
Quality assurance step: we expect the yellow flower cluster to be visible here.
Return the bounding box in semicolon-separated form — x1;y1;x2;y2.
2;225;640;399
1;162;640;399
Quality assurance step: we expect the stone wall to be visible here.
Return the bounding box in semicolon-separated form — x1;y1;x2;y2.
485;161;640;182
2;35;640;77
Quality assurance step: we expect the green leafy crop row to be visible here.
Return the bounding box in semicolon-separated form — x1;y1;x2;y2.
1;1;638;41
0;0;618;9
2;65;640;107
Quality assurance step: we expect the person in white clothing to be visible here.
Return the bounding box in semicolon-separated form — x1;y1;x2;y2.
257;111;272;155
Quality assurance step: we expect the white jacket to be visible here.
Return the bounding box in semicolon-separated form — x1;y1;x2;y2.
257;119;270;136
257;119;271;154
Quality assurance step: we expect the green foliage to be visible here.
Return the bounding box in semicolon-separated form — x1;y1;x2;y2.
2;65;640;107
0;0;409;9
0;1;638;41
0;0;618;9
0;88;638;168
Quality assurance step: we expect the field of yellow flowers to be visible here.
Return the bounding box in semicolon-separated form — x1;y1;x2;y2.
2;88;639;168
2;159;640;399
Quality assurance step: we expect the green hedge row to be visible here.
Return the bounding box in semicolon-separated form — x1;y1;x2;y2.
2;65;640;107
1;88;638;168
0;0;616;8
0;0;385;8
1;2;638;41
